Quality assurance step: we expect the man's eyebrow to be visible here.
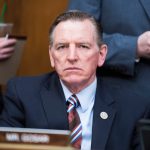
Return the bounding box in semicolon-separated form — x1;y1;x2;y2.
76;42;92;46
55;42;69;46
54;40;68;44
77;42;91;44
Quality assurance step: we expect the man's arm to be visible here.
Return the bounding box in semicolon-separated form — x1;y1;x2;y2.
103;33;137;75
0;78;25;127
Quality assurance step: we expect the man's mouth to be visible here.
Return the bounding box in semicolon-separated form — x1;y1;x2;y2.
64;67;81;71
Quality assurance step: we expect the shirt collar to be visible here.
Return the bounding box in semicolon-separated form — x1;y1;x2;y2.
60;78;97;112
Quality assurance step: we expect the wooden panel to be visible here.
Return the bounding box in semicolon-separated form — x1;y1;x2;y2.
4;0;68;76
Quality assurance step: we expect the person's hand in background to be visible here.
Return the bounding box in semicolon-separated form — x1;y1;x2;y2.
137;31;150;59
0;37;17;60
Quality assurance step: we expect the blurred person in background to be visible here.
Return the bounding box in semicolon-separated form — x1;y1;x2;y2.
68;0;150;75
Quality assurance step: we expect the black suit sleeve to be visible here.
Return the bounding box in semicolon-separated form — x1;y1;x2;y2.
0;78;25;127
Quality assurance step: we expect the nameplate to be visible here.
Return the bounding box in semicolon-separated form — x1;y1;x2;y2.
0;127;70;146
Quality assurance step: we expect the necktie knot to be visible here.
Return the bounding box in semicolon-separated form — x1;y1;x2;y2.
67;94;80;109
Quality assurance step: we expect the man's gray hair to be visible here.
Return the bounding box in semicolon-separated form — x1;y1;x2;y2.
49;10;103;46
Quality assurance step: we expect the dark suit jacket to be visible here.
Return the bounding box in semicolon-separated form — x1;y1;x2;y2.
68;0;150;75
0;72;150;150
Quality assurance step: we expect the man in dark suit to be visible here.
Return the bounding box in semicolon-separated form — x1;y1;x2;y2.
0;11;150;150
68;3;150;144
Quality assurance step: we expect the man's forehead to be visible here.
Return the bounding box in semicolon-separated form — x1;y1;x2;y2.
52;21;96;44
54;19;95;32
53;20;96;39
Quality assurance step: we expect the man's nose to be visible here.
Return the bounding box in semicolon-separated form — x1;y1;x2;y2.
67;45;78;61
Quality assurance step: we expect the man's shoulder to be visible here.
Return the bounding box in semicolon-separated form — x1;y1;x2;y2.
97;74;150;107
7;71;58;89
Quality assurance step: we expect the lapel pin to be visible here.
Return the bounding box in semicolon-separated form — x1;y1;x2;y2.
100;112;108;119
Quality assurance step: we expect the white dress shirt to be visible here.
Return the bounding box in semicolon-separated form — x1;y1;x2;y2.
60;78;97;150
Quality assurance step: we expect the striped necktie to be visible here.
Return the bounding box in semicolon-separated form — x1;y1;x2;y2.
67;94;82;149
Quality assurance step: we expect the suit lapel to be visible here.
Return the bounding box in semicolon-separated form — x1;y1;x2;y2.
91;78;116;150
139;0;150;20
40;73;69;130
40;73;117;149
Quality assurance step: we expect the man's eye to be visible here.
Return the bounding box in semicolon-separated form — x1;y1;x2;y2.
57;45;66;50
78;44;90;49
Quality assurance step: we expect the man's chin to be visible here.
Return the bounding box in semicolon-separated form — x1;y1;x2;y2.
62;76;84;85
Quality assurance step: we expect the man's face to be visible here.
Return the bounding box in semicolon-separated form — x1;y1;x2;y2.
49;20;107;91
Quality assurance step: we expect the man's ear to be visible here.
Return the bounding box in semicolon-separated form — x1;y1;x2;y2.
98;44;107;67
49;45;55;68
